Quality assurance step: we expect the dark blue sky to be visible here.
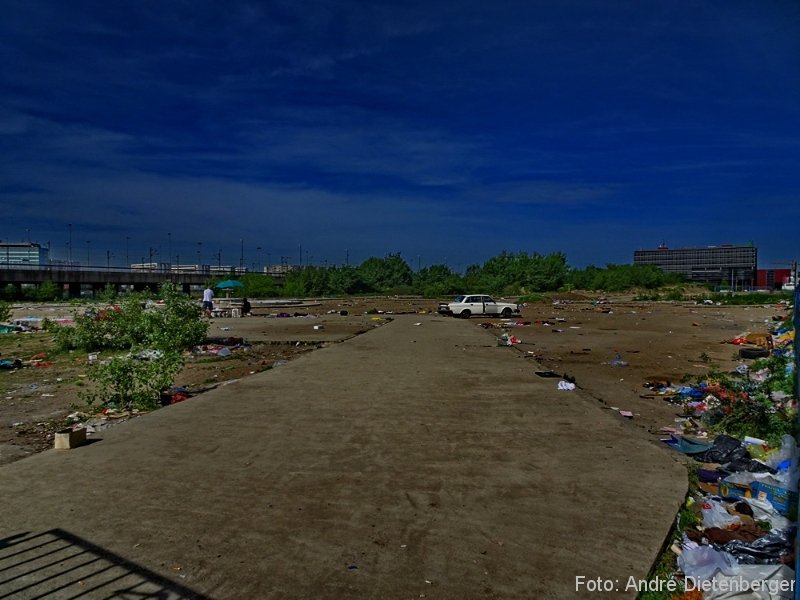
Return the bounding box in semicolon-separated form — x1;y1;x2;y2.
1;0;798;270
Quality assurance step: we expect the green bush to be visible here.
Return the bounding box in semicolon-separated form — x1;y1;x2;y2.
35;281;62;301
709;292;792;305
96;283;118;302
517;293;546;304
0;300;10;323
664;287;685;301
81;352;183;411
52;282;207;352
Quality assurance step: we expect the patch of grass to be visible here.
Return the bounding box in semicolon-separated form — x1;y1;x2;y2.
517;293;546;303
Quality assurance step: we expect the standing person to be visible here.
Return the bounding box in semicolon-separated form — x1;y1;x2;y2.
241;297;251;316
202;286;214;317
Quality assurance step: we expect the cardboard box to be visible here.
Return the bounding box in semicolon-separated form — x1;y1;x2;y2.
719;480;753;501
751;482;798;517
54;427;86;450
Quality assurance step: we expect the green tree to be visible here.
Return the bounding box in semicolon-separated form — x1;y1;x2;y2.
327;266;369;295
463;251;568;294
2;284;17;301
0;300;10;323
413;264;464;297
96;283;118;302
357;253;413;292
239;273;279;298
280;266;332;297
566;264;684;291
36;280;62;301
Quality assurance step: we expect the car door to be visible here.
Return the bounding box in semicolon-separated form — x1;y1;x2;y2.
483;296;498;315
465;296;481;313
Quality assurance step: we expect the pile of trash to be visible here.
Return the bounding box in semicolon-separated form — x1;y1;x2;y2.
193;337;250;357
646;311;797;441
0;352;54;370
497;333;522;346
671;433;797;596
654;306;798;595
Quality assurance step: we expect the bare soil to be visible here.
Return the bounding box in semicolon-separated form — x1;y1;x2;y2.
0;295;783;465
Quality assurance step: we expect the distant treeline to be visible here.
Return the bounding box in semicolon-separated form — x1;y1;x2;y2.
222;252;687;298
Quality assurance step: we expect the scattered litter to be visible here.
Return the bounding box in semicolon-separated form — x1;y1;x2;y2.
557;380;576;391
497;334;521;346
608;353;628;367
131;349;164;361
535;371;560;378
618;410;633;419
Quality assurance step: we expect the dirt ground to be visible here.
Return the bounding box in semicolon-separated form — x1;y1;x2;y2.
0;309;689;599
0;295;784;465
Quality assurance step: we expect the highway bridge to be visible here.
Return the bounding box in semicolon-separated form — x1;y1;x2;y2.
0;266;283;297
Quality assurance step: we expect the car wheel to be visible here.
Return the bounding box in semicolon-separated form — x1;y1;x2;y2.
501;308;512;318
460;310;471;319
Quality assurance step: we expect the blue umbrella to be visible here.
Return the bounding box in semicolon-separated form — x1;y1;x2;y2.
216;280;244;289
216;279;244;298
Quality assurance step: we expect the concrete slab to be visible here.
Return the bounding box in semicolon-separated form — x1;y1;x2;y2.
0;315;686;599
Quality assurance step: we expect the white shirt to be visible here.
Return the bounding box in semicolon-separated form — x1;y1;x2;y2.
203;288;214;302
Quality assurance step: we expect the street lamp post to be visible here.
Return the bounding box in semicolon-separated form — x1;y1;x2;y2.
168;232;172;268
125;236;130;268
106;250;112;270
68;223;72;264
197;242;202;272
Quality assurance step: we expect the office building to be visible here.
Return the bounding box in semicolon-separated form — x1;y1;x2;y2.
0;242;50;267
633;244;756;289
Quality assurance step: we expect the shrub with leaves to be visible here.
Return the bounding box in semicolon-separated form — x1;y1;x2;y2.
52;282;207;352
0;300;10;323
138;283;208;352
81;352;183;411
689;355;797;446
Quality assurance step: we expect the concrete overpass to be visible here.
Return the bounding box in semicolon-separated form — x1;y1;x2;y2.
0;266;284;297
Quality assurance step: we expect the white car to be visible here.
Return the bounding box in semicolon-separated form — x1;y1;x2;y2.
439;295;521;319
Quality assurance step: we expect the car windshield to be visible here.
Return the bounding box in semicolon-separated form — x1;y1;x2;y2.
454;295;466;303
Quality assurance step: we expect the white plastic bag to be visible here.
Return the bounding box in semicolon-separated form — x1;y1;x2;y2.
742;497;792;531
700;497;740;529
678;543;738;581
